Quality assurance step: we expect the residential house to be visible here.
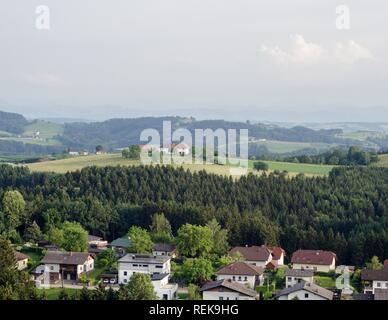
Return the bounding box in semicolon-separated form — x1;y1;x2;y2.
152;274;178;300
285;269;314;288
215;262;264;289
88;235;108;254
229;246;272;268
118;254;171;285
268;246;285;267
361;268;388;294
33;251;94;285
200;279;258;300
374;288;388;300
153;243;177;258
276;281;333;300
108;237;132;255
14;251;29;270
291;250;336;273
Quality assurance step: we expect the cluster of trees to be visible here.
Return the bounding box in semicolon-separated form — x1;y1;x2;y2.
122;145;141;159
0;164;387;267
283;147;379;166
0;239;42;299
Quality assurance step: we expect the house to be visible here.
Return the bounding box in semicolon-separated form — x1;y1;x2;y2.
215;262;264;289
118;254;171;285
276;281;333;300
229;246;272;267
88;235;108;249
374;288;388;300
33;251;94;285
361;268;388;294
200;279;258;300
173;143;190;156
291;250;336;273
108;237;132;255
285;269;314;288
14;251;29;270
268;246;285;267
152;274;178;300
152;243;177;258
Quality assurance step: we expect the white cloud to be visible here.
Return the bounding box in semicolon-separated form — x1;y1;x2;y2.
21;73;65;87
335;40;374;64
261;34;324;65
261;35;374;66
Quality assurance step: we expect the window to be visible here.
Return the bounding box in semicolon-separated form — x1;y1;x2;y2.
155;265;163;269
244;277;248;281
79;266;83;271
226;297;230;300
50;266;54;271
123;271;127;276
313;267;317;272
143;264;148;267
298;279;302;283
133;264;138;267
238;276;242;281
232;276;236;281
377;282;381;287
287;277;292;281
305;293;309;298
219;297;223;300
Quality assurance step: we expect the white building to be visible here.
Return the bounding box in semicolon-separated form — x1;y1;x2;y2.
361;269;388;294
276;281;333;300
118;254;171;285
151;274;178;300
33;251;94;285
200;279;258;300
285;269;314;288
14;251;29;270
216;262;264;289
291;250;336;273
152;243;177;258
228;246;272;268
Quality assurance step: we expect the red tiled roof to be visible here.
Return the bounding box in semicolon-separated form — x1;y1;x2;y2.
216;262;264;276
229;246;272;262
268;246;285;260
384;260;388;269
291;250;336;266
14;251;29;261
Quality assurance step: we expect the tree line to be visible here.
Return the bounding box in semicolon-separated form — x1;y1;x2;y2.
0;164;387;266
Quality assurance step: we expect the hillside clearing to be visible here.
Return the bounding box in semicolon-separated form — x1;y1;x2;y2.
25;153;332;177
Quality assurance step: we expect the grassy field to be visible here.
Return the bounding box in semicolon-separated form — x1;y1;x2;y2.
23;120;64;140
251;140;333;154
253;160;334;176
39;288;79;300
375;154;388;167
25;153;334;177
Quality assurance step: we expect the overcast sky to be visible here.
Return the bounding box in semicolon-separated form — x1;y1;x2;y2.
0;0;387;122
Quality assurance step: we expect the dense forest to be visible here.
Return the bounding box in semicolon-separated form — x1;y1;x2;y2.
0;111;28;134
0;164;387;266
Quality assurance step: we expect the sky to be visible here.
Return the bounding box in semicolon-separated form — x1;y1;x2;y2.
0;0;387;122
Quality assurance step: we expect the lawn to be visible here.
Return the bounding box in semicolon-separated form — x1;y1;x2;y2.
39;288;79;300
251;140;332;154
25;153;333;177
249;160;334;176
23;120;64;140
314;275;336;289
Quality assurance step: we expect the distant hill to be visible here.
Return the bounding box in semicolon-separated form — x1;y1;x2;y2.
0;110;29;134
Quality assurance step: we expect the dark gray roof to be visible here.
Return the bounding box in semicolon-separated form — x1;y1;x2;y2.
276;281;333;300
118;254;170;264
200;279;257;297
151;273;169;281
153;243;177;253
108;237;132;248
374;289;388;301
88;235;102;242
41;251;93;265
361;269;388;281
285;269;314;277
